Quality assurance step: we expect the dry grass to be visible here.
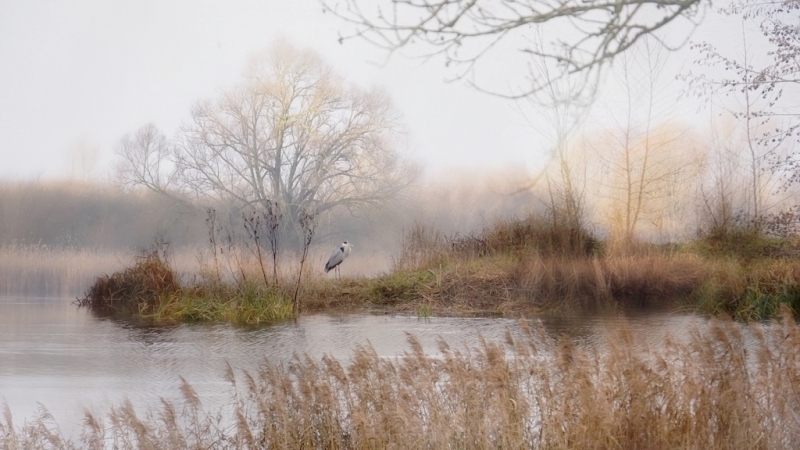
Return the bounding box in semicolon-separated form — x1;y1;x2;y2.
384;218;800;319
3;311;800;449
514;254;708;313
381;219;707;315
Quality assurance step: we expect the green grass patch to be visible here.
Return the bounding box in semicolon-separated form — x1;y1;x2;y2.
692;259;800;320
145;282;295;324
78;255;295;325
369;270;434;304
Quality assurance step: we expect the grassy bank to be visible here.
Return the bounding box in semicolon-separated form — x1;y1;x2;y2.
3;310;800;449
77;215;800;324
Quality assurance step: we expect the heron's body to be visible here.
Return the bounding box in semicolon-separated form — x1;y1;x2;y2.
325;241;352;277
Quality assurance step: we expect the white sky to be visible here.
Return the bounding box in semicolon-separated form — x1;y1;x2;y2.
0;0;762;181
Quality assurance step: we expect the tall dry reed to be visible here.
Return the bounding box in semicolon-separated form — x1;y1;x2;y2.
514;254;708;312
3;311;800;449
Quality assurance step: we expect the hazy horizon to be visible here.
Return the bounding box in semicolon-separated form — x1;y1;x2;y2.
2;0;797;259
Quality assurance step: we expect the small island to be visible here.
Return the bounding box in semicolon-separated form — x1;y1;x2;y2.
78;213;800;324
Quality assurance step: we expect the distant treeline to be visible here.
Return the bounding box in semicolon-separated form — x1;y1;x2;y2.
0;180;206;249
0;170;544;253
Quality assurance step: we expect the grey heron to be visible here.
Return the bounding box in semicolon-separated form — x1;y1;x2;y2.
324;241;352;278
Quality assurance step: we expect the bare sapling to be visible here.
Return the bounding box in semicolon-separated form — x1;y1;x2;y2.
223;229;247;284
294;208;317;315
264;200;281;285
242;208;269;286
204;207;222;282
150;234;173;265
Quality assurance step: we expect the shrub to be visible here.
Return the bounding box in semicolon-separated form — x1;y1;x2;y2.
77;251;179;318
692;225;793;260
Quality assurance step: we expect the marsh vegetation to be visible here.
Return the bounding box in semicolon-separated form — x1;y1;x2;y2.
3;309;800;449
3;1;800;447
70;210;800;324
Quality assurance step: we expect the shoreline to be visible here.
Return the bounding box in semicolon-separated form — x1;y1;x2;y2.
78;250;800;324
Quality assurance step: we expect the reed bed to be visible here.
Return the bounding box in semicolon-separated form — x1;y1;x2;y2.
0;245;126;297
2;311;800;449
0;245;201;298
387;218;800;319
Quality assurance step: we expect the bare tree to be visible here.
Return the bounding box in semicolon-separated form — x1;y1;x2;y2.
117;43;415;242
116;123;176;197
695;111;745;236
682;9;797;225
596;38;695;245
515;33;592;236
67;137;100;181
322;0;707;98
683;0;800;191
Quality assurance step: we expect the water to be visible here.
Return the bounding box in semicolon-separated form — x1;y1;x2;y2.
0;295;698;435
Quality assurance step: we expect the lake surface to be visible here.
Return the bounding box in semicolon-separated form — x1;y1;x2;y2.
0;295;699;435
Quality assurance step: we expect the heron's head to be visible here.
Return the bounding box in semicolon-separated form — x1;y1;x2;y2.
342;241;352;247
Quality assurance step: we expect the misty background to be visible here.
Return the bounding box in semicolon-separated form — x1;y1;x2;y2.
1;0;799;285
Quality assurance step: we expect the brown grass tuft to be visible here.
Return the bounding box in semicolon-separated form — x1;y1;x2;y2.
77;251;180;317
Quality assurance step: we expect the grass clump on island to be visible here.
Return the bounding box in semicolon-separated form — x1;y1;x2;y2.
79;213;800;323
77;251;295;324
5;309;800;449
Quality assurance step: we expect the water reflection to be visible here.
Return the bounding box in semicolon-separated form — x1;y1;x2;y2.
0;296;698;435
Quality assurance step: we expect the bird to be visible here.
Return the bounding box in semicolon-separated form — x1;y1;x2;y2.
324;241;352;278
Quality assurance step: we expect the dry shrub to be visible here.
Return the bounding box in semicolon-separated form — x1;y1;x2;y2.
4;311;800;449
694;224;781;260
393;215;598;273
515;255;708;312
482;214;598;258
77;251;180;317
391;222;447;271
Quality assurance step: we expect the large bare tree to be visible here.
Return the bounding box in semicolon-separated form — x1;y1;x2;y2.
322;0;707;98
118;43;414;235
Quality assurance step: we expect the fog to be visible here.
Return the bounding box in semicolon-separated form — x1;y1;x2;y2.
0;168;537;251
1;0;798;270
